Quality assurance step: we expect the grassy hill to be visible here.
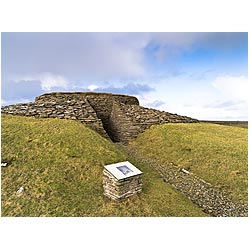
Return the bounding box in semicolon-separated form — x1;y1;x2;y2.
129;123;248;204
1;114;206;217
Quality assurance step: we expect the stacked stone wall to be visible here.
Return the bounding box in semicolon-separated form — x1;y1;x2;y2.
119;104;197;134
2;93;110;139
1;92;198;142
108;101;140;142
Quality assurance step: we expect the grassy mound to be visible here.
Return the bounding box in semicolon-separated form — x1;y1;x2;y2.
130;123;248;204
1;114;205;216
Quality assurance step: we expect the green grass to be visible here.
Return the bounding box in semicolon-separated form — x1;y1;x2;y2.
1;114;206;217
130;123;248;204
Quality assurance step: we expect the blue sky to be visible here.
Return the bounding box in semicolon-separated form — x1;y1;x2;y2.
1;32;248;120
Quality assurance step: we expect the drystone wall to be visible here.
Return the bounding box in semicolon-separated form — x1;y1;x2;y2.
103;169;143;201
1;92;198;142
119;103;197;134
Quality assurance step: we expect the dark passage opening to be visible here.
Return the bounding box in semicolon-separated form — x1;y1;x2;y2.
86;99;117;141
100;116;119;142
86;98;130;143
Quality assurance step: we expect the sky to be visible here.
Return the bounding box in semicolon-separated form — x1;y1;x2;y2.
1;32;248;120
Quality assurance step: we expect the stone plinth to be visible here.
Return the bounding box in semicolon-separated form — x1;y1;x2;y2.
103;161;143;201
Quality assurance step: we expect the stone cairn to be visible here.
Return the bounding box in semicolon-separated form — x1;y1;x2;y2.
103;161;143;201
1;92;198;142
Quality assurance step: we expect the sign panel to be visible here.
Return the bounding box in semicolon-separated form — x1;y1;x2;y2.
104;161;143;180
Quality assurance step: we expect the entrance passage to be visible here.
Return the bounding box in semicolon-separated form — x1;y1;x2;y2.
88;100;136;143
99;115;120;142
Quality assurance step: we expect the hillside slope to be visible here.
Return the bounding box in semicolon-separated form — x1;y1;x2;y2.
1;114;206;216
130;123;248;205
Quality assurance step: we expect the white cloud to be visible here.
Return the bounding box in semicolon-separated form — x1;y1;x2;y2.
2;33;227;83
137;95;165;109
138;74;248;121
39;73;69;90
87;33;145;78
211;75;248;103
175;103;248;121
4;33;247;85
12;72;69;91
159;75;249;120
87;84;99;91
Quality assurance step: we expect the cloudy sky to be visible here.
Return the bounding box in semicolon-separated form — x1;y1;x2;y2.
1;32;248;120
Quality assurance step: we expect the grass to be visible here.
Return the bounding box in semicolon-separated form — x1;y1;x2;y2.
130;123;248;204
1;114;206;217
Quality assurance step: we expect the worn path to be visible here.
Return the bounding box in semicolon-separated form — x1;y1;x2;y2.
121;144;248;217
